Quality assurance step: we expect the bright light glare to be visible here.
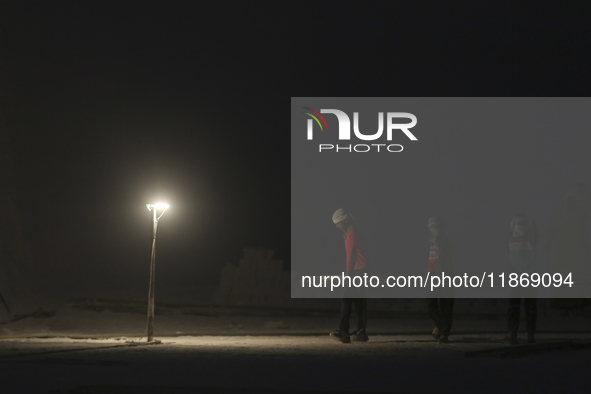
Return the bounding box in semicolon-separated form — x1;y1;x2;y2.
146;203;170;211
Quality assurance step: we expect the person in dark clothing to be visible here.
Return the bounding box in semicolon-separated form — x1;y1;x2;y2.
546;182;591;314
506;213;538;344
507;298;537;344
329;208;369;344
426;216;455;343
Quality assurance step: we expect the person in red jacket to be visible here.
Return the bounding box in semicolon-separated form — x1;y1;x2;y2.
329;208;369;343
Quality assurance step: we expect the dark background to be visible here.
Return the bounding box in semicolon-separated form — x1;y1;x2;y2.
1;2;591;305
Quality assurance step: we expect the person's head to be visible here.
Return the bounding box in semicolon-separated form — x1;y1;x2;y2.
511;213;529;236
427;216;444;237
332;208;355;233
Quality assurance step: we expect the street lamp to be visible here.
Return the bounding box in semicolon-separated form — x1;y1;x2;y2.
146;203;169;342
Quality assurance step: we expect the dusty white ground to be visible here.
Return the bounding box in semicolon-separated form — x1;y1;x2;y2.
2;300;591;338
1;333;591;393
1;303;591;393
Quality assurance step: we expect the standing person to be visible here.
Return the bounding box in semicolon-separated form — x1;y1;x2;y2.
546;182;591;314
329;208;369;344
426;216;454;344
506;214;538;345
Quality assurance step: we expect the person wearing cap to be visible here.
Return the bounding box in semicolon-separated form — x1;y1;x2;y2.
506;213;539;345
427;216;454;343
329;208;369;343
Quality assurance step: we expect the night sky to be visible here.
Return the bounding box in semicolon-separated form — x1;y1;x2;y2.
2;2;591;303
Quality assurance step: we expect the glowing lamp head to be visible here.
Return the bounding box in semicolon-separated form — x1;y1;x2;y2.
146;203;170;211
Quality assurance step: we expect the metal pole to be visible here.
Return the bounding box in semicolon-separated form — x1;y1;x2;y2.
147;207;158;342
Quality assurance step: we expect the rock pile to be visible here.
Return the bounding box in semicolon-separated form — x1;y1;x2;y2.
217;248;290;306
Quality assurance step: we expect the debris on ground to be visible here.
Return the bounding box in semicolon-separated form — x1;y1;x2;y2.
465;341;591;358
0;308;56;325
264;320;289;329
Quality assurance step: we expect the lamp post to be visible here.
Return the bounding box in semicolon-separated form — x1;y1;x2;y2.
146;203;169;342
